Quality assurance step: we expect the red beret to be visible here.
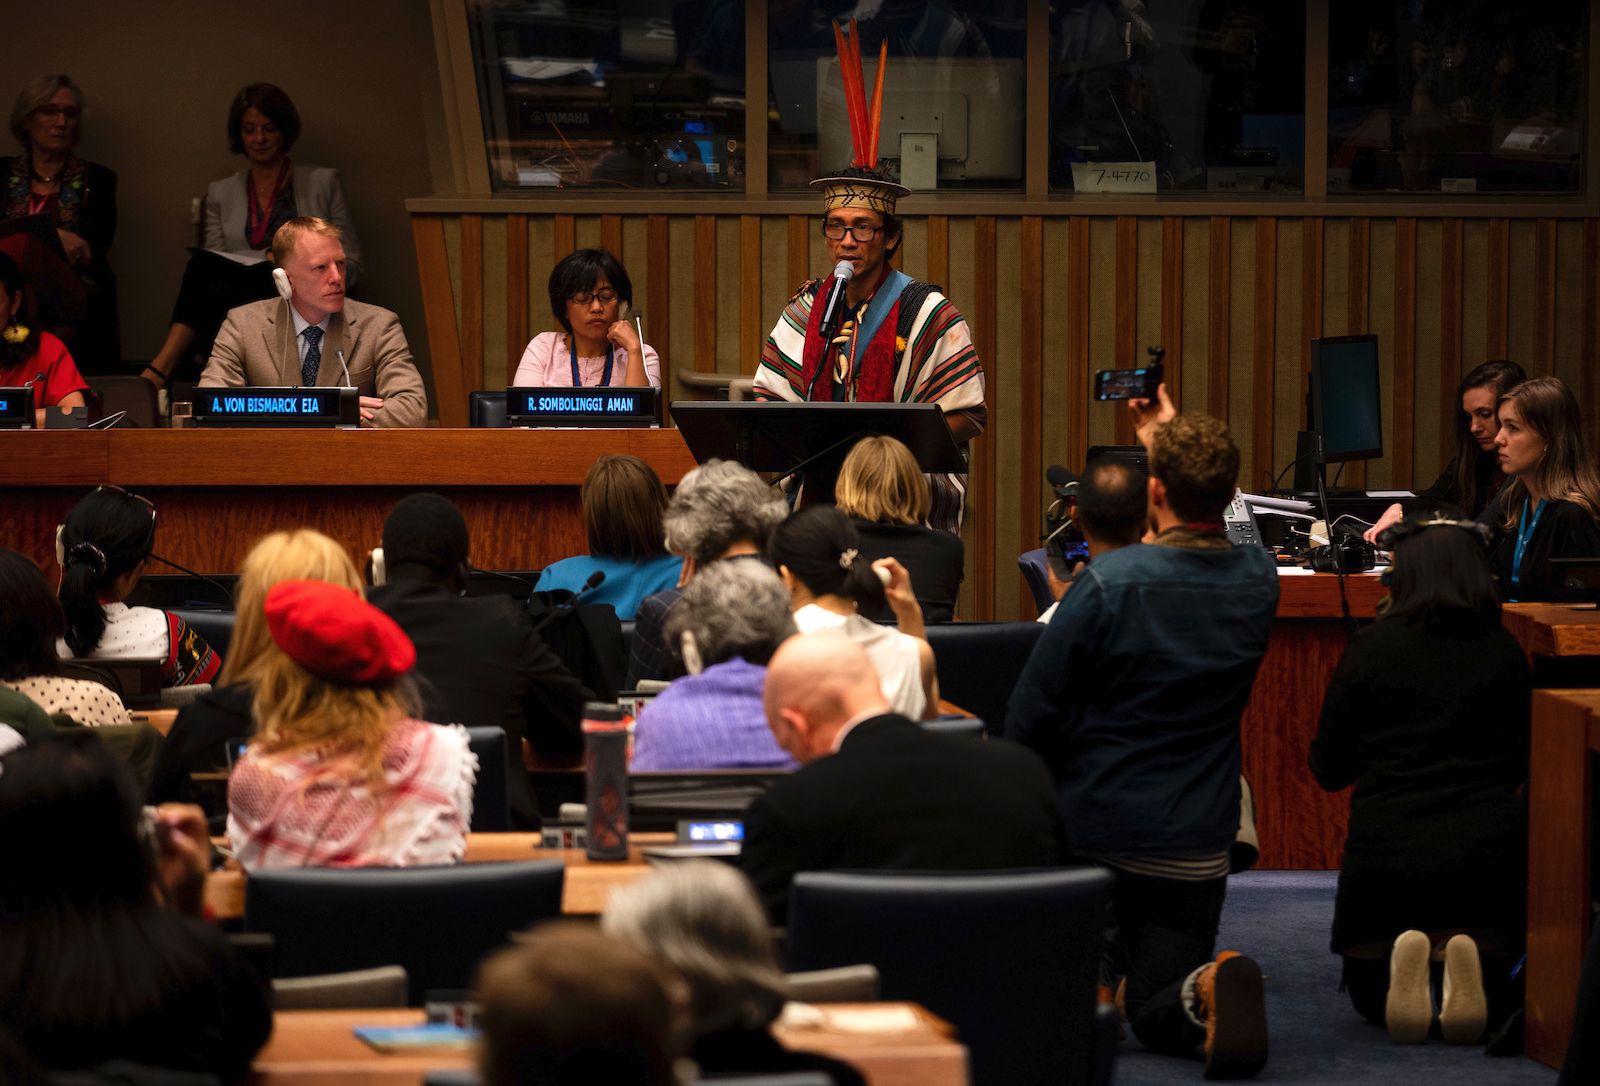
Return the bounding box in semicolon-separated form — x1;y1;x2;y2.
263;580;415;685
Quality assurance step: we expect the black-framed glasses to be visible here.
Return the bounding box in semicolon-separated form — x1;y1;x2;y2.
821;220;884;242
570;289;619;305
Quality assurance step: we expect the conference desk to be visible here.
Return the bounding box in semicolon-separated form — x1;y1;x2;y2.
255;1004;968;1086
0;428;699;577
204;833;664;921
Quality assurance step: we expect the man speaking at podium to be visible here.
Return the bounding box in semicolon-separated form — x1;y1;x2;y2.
201;217;427;428
751;27;985;534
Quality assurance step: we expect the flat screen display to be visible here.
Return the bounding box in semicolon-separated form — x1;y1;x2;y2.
0;385;34;428
505;386;658;428
1310;335;1382;463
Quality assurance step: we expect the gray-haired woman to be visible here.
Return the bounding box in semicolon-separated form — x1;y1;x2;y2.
628;458;790;686
603;860;866;1085
629;560;795;771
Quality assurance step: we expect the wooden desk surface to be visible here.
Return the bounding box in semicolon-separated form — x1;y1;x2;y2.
205;833;669;921
254;1005;967;1086
130;709;178;736
1502;602;1600;658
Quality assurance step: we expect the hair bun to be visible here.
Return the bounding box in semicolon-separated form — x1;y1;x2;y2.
65;542;107;577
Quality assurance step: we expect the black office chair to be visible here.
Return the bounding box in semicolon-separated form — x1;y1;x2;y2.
90;375;160;428
786;867;1115;1086
469;390;507;428
465;726;510;831
244;860;565;1005
171;608;237;660
923;622;1046;735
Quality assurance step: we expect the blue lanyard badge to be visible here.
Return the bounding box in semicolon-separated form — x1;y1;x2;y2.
570;339;615;387
1511;497;1545;585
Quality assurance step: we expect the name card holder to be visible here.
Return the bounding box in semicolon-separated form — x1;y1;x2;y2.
0;385;36;428
505;386;659;428
192;387;359;428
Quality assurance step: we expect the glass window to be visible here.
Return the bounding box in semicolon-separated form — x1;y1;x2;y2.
1328;1;1586;194
469;1;746;191
767;2;1027;193
1049;2;1306;193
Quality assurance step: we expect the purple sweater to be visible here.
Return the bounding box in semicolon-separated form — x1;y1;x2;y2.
630;658;797;771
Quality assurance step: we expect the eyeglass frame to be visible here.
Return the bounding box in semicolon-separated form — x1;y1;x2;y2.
568;288;619;306
820;219;887;243
92;484;158;554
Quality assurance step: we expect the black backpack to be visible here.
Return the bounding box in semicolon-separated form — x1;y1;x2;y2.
524;590;627;701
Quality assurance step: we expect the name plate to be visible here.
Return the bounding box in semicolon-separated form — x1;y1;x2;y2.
0;386;35;428
193;387;358;427
506;386;658;428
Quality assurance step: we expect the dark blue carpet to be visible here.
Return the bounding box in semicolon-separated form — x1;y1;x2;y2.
1109;871;1558;1085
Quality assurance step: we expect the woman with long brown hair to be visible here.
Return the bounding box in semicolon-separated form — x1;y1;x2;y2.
1483;375;1600;600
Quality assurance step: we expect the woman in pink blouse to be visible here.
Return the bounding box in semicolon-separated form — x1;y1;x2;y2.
512;249;660;389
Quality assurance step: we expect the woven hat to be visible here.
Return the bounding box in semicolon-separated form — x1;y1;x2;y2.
812;20;910;216
264;579;415;685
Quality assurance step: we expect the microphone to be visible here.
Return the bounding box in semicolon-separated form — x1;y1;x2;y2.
336;348;353;387
806;260;856;400
148;552;235;607
1045;464;1079;496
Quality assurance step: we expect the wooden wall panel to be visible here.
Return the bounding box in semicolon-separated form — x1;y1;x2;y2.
415;209;1598;619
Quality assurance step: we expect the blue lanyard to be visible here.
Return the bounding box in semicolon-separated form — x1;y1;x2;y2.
569;338;614;387
1511;496;1545;584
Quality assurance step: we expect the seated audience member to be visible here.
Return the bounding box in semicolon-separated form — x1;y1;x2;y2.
0;252;87;426
771;505;935;719
147;528;359;804
0;547;129;727
512;248;659;388
56;486;222;687
368;493;593;827
629;458;787;686
2;75;120;371
1038;454;1148;623
630;560;797;771
143;83;362;388
535;453;683;619
1479;375;1600;601
739;634;1065;923
1005;394;1277;1080
604;861;866;1085
227;580;475;870
201;216;426;427
1313;507;1531;1044
836;434;963;623
0;732;271;1080
476;921;678;1086
1366;360;1526;542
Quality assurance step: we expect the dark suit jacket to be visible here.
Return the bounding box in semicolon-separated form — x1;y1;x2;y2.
147;682;253;806
738;714;1067;922
200;296;427;427
367;580;594;828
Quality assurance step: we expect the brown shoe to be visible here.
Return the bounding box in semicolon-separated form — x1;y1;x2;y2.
1196;951;1268;1079
1439;934;1487;1044
1385;929;1432;1044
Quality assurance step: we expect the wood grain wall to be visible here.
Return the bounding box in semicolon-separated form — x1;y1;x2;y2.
413;211;1600;621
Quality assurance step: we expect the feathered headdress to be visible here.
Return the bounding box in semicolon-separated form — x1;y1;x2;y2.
811;20;910;215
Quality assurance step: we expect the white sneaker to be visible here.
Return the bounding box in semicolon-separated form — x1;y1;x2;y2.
1385;929;1432;1043
1439;934;1487;1044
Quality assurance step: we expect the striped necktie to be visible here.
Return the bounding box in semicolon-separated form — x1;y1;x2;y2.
301;325;323;387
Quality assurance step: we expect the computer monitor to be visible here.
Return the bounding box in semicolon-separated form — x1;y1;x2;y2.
1309;335;1383;463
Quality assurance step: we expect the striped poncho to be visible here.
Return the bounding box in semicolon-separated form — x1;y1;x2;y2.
753;275;986;533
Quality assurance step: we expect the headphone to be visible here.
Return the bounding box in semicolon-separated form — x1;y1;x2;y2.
368;546;386;587
272;267;293;301
1375;516;1492;552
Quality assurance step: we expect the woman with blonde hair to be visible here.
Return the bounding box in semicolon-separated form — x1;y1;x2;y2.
226;579;475;870
146;529;361;804
603;861;865;1085
836;434;964;622
534;454;683;619
1483;376;1600;600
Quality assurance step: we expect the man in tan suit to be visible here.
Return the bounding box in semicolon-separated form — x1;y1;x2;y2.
200;217;427;428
